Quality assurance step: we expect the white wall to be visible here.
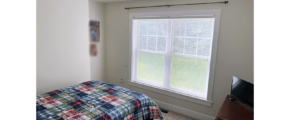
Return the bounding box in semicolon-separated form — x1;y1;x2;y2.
104;0;253;117
37;0;90;95
89;0;106;82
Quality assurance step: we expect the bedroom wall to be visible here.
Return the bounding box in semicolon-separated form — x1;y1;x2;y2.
104;0;253;117
89;0;106;82
37;0;90;95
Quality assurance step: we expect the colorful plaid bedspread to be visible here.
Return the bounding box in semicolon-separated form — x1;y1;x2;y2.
36;80;163;120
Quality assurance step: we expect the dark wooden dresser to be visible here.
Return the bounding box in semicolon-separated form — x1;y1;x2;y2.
215;95;254;120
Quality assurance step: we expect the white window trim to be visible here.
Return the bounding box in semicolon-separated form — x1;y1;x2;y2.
128;9;221;107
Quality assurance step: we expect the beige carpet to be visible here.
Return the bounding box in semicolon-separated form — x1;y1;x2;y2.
154;111;199;120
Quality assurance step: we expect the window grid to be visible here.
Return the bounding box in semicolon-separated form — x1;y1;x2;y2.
134;18;214;98
172;19;213;59
138;20;213;58
138;21;168;53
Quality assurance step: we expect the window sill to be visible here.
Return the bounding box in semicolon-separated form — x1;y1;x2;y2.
128;80;213;107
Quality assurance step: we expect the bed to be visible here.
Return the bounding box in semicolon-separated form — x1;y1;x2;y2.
36;80;163;120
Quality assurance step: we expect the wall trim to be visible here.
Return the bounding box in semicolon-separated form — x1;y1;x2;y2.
152;99;215;120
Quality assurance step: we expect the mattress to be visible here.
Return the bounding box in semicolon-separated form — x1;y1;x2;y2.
36;80;163;120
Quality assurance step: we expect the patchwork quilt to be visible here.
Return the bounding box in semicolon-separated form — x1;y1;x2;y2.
36;80;163;120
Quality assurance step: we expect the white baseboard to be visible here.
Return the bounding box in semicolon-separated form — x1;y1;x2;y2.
152;99;215;120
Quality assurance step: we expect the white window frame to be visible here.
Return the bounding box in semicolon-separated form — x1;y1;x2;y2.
128;10;221;107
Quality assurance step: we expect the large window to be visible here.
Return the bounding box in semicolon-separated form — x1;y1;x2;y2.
130;10;220;103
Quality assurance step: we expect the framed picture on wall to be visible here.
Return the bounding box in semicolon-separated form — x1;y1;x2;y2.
89;21;100;42
90;44;97;56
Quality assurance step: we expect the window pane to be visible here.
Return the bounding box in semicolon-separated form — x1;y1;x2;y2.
148;21;158;35
173;21;187;36
157;37;166;52
139;21;147;35
186;20;198;37
158;21;167;36
147;36;157;51
184;38;197;55
139;36;147;50
199;19;214;38
171;55;209;94
173;37;184;54
138;52;164;84
180;22;186;36
197;38;212;57
173;21;181;36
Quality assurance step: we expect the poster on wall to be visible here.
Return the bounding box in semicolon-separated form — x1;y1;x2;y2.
89;21;100;42
90;44;97;56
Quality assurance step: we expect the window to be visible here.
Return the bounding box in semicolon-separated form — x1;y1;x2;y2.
129;10;220;105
